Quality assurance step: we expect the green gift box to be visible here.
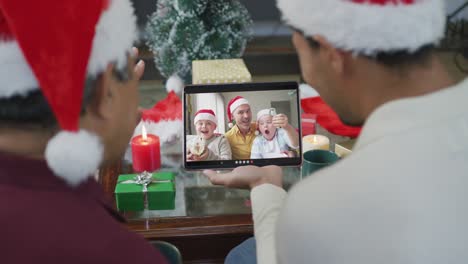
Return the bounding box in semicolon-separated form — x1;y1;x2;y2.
114;172;175;211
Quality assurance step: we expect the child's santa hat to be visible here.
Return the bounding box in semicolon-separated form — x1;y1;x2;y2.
0;0;137;186
277;0;446;55
194;109;217;125
227;96;250;128
256;108;276;121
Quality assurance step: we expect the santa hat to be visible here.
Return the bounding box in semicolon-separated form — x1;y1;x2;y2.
194;109;217;125
227;96;249;128
0;0;137;186
277;0;446;55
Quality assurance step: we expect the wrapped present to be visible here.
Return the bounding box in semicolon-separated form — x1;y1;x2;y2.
114;171;175;211
192;59;252;84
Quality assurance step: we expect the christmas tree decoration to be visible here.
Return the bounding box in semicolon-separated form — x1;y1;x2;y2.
145;0;253;84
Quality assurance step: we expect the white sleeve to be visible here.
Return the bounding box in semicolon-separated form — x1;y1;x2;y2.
250;137;263;159
278;128;299;149
251;184;288;264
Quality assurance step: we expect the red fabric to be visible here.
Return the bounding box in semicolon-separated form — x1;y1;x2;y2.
195;109;216;117
301;97;362;138
141;91;182;122
0;0;107;131
0;10;13;39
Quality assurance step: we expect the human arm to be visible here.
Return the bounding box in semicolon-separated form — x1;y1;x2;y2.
273;114;299;148
203;166;286;264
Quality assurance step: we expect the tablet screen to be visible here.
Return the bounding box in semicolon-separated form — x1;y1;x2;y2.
184;81;302;170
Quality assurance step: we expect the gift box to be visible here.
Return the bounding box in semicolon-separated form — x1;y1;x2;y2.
192;59;252;84
114;171;175;211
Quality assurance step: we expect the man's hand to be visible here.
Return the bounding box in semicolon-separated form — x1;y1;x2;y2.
132;47;145;80
203;165;283;190
273;114;289;128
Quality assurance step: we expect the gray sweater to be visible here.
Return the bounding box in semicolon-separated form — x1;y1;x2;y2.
186;134;232;160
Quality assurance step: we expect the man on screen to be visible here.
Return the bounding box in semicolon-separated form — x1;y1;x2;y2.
224;96;257;160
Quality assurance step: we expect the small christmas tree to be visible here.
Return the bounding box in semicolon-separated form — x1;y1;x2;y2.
145;0;253;87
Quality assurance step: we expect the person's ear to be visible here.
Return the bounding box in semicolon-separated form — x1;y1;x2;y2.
87;63;116;120
314;35;345;75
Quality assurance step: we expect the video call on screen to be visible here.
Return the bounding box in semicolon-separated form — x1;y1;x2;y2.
184;82;302;170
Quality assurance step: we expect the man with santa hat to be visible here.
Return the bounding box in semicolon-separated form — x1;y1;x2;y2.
205;0;468;264
0;0;167;262
224;96;257;160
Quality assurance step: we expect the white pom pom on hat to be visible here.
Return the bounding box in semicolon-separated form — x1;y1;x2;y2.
0;0;138;186
166;74;184;94
277;0;446;55
45;130;103;187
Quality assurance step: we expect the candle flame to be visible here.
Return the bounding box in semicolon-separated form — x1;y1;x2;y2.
313;135;318;144
142;124;147;140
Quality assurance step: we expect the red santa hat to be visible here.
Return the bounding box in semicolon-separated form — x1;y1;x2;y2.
194;109;217;125
0;0;137;186
277;0;446;55
227;96;249;128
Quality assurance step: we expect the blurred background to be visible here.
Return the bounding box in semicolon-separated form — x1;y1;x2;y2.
133;0;468;108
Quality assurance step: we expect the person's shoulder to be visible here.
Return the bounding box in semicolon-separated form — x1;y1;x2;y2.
225;127;236;137
186;135;197;141
213;133;227;140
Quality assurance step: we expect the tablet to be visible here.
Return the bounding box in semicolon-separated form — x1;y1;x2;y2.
184;81;302;170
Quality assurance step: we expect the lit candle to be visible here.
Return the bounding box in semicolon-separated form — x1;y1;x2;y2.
131;124;161;172
302;134;330;153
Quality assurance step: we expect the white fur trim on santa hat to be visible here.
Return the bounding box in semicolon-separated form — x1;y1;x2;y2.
87;0;137;75
277;0;446;55
194;112;217;125
229;98;249;114
166;74;184;94
45;130;103;187
0;41;39;97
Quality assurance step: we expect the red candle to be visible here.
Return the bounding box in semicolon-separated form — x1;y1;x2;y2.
131;124;161;172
